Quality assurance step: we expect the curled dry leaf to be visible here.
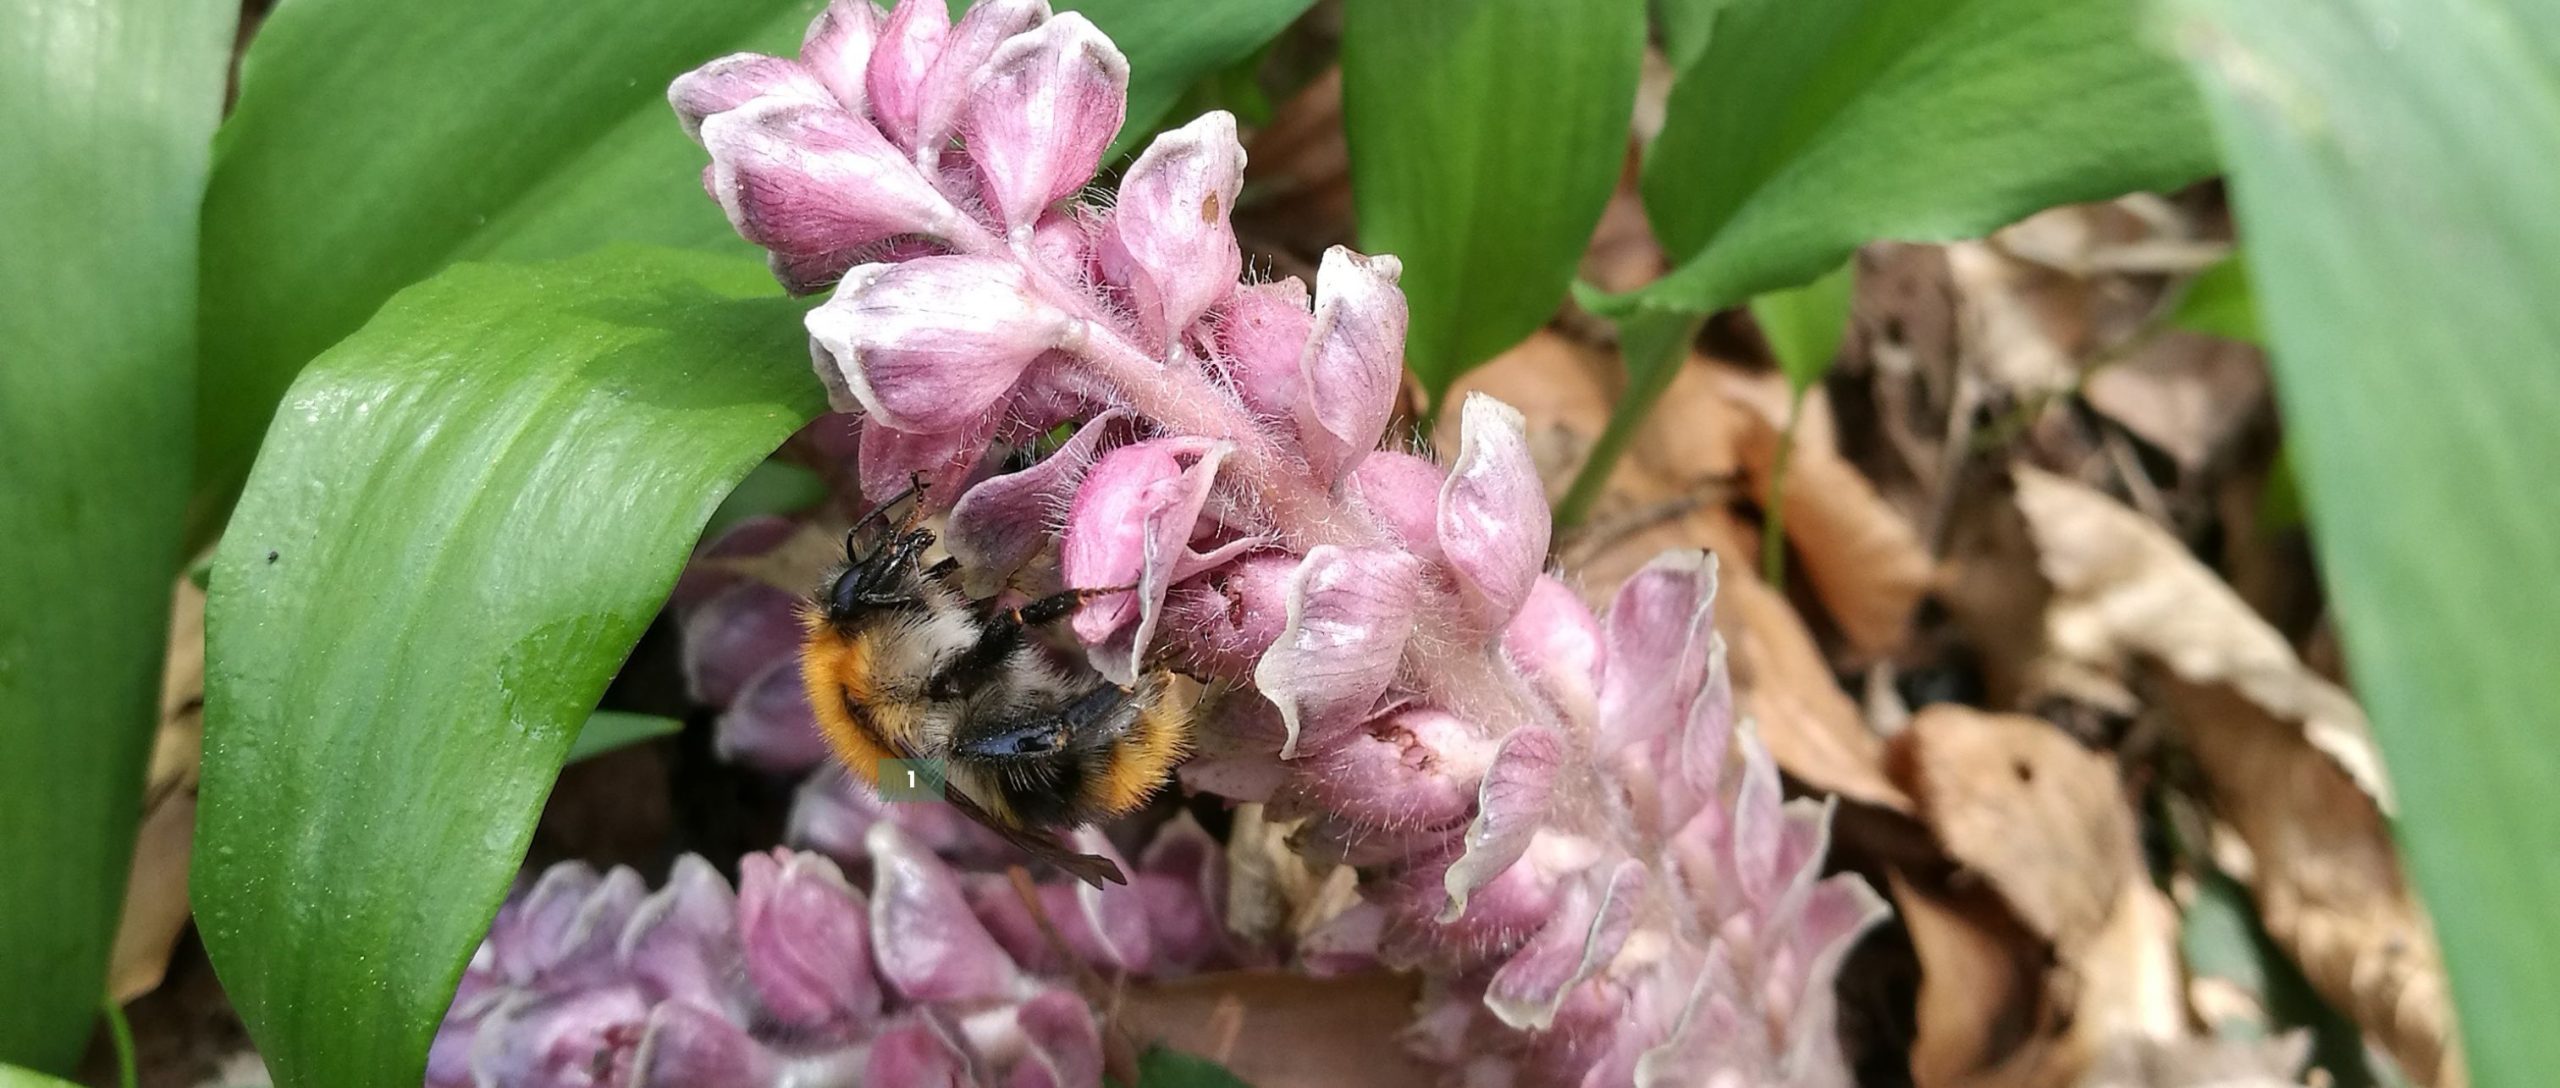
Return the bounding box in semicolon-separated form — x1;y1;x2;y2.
1892;706;2184;1088
1724;367;1934;658
110;578;208;1002
2008;467;2455;1085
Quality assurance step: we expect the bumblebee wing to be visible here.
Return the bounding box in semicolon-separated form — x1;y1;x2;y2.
938;783;1128;887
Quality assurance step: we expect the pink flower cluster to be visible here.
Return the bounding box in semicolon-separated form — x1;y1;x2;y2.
663;0;1888;1083
429;820;1225;1088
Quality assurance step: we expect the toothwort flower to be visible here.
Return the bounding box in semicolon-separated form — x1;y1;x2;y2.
671;1;1887;1082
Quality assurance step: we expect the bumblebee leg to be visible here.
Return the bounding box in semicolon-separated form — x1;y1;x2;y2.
1007;585;1134;628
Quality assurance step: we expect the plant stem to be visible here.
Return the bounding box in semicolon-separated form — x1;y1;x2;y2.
1555;311;1705;529
104;998;137;1088
1761;384;1807;586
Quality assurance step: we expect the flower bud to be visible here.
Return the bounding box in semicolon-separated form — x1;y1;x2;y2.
1061;437;1255;683
807;255;1077;434
1155;550;1296;681
963;14;1126;231
912;0;1050;157
1344;450;1445;563
1212;277;1313;425
701;99;961;270
1439;394;1549;629
1295;247;1407;483
1100;112;1245;344
799;0;885;113
631;1001;779;1088
1484;859;1643;1030
679;581;806;708
864;0;952;150
737;849;881;1035
669;53;827;141
1287;707;1494;833
1252;545;1424;758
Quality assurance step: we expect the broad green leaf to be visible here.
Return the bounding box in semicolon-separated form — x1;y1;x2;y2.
2167;0;2560;1082
1343;0;1644;396
0;1067;84;1088
2168;253;2260;344
196;249;824;1088
192;0;1311;545
705;458;828;541
1127;1046;1257;1088
1614;0;2215;317
567;711;687;764
1748;259;1856;394
1653;0;1734;73
0;0;231;1070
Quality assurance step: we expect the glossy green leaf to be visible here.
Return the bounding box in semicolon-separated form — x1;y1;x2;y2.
2168;253;2261;343
567;711;687;764
192;0;1312;545
1343;0;1644;396
1749;259;1856;394
196;249;824;1088
704;458;828;541
2167;0;2560;1082
0;0;231;1070
1612;0;2216;318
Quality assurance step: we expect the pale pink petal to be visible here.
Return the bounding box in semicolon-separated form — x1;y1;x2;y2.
864;1016;976;1088
1099;111;1245;345
1286;706;1494;832
1486;860;1644;1030
1007;989;1103;1088
945;409;1133;595
670;53;828;140
1345;451;1446;564
737;849;880;1035
1154;550;1297;682
630;1001;778;1088
1437;725;1566;922
911;0;1050;158
1503;576;1605;721
867;823;1028;1004
1252;545;1425;758
1439;394;1550;629
806;255;1076;434
1596;550;1718;756
1061;437;1253;683
1295;247;1407;483
619;855;747;1019
799;0;885;113
1212;277;1313;426
865;0;952;150
701;99;962;264
964;13;1127;230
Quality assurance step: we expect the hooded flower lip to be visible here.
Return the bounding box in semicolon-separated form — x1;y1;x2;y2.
945;409;1133;595
808;255;1078;435
1438;394;1549;630
1101;111;1246;346
908;0;1051;161
669;53;829;139
864;0;953;150
1060;436;1257;683
1295;247;1408;483
798;0;884;113
737;848;881;1036
963;13;1127;233
1253;545;1425;759
701;99;964;270
1438;724;1567;921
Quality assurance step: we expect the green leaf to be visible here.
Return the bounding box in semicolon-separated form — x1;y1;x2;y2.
0;1066;85;1088
191;0;1311;546
567;711;687;764
2166;0;2560;1082
1748;258;1856;394
2168;253;2261;344
705;458;828;541
1343;0;1645;396
1126;1045;1256;1088
195;249;824;1088
0;0;232;1071
1615;0;2216;318
1553;310;1704;528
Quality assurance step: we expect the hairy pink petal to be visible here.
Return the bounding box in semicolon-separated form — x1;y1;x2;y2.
1155;550;1296;682
1439;725;1566;921
1062;437;1255;683
1345;451;1446;564
1008;989;1104;1088
1504;575;1604;720
799;0;885;113
737;849;881;1035
965;13;1127;231
867;823;1027;1003
1253;545;1425;758
1289;706;1494;832
669;53;828;140
911;0;1050;158
807;255;1076;434
1439;394;1550;628
630;1001;778;1088
1596;550;1718;755
1295;247;1407;482
864;1017;975;1088
702;99;961;268
864;0;952;150
946;410;1133;595
1213;276;1313;426
1486;860;1645;1030
1100;111;1245;345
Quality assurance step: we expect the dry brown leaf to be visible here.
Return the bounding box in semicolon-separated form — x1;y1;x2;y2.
1725;368;1933;657
1115;971;1429;1088
1894;706;2188;1088
2082;333;2267;473
2077;1034;2311;1088
1721;567;1909;812
1223;802;1362;951
1895;873;2071;1088
1433;330;1620;492
110;578;206;1003
2008;468;2456;1086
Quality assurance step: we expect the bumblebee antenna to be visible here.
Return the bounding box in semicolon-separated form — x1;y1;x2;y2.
845;472;933;553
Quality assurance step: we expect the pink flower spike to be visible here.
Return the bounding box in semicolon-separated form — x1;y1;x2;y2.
864;1017;975;1088
1296;247;1409;483
630;1001;779;1088
1439;394;1550;629
807;255;1078;434
1008;989;1104;1088
865;0;952;150
867;823;1028;1004
1485;859;1645;1030
1438;725;1566;921
669;53;828;141
1212;277;1314;425
736;849;881;1036
965;14;1129;233
700;99;963;274
1595;550;1718;756
946;410;1133;596
1100;111;1245;344
1345;451;1447;564
912;0;1052;159
1289;706;1495;833
1061;437;1255;683
799;0;885;114
1253;545;1426;758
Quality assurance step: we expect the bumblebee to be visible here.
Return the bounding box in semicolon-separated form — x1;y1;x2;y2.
798;484;1189;887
